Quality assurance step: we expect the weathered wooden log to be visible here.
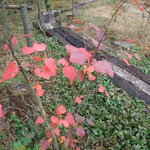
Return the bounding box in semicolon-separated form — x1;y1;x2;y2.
20;4;33;47
0;4;33;10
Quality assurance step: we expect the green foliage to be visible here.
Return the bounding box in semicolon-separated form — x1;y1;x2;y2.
33;38;150;149
10;114;40;150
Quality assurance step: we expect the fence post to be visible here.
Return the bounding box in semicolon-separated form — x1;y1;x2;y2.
20;4;33;47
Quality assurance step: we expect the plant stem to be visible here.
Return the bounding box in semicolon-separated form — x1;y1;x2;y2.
7;39;59;150
37;0;48;58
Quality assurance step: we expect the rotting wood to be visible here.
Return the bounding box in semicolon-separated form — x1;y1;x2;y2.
111;74;150;105
113;65;150;96
0;4;33;10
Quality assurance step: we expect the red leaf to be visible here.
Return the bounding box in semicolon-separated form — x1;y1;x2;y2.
33;84;44;97
65;45;92;59
62;120;69;128
50;116;59;124
54;128;60;136
63;65;76;85
0;62;19;82
65;112;76;127
21;46;36;54
123;58;130;66
98;84;110;97
56;105;66;115
34;68;42;77
134;53;142;61
92;59;114;77
30;56;44;61
45;131;52;138
74;113;85;123
58;59;69;66
41;66;51;79
20;33;31;37
36;116;44;124
76;28;82;31
86;119;95;126
76;70;85;82
0;104;4;118
105;91;110;97
50;123;57;129
80;95;85;98
33;42;46;51
65;44;79;54
124;51;132;59
70;51;87;65
88;73;96;80
84;65;94;74
75;96;82;104
124;39;137;42
76;126;85;138
3;44;10;50
72;19;81;24
98;84;105;93
60;136;66;142
39;138;50;150
133;0;144;11
11;36;18;47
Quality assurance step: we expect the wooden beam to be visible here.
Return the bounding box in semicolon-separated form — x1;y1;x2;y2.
0;5;33;10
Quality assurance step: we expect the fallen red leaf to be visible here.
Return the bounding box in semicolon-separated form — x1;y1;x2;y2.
30;56;44;61
56;105;66;115
134;53;142;61
76;126;85;138
133;0;144;11
124;51;132;59
36;116;44;124
39;138;50;150
54;128;60;136
50;116;59;124
65;112;76;127
33;84;44;97
123;58;131;66
72;19;81;24
20;33;32;37
74;96;82;104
